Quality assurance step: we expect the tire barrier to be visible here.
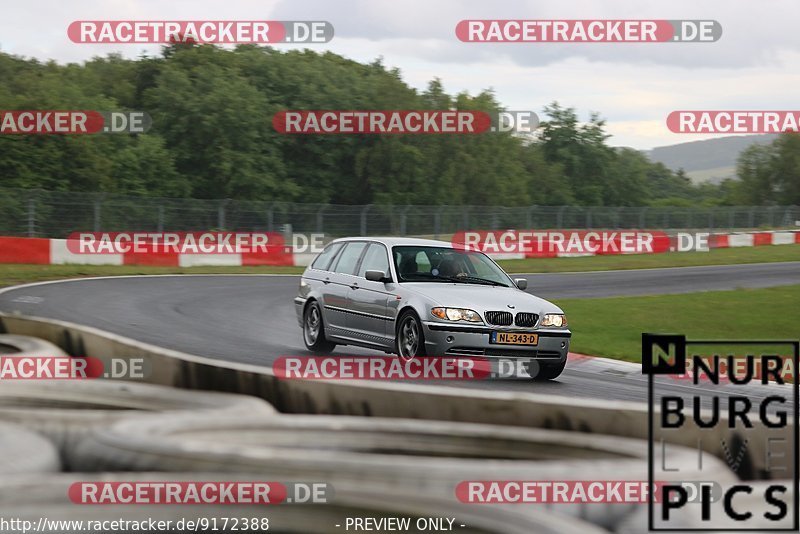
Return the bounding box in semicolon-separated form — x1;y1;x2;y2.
0;380;276;467
0;312;790;482
0;422;61;474
0;473;610;534
0;334;68;357
69;413;737;529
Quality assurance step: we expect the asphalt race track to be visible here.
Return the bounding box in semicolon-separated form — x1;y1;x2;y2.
0;261;797;405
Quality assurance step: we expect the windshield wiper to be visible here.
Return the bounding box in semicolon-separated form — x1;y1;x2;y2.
401;272;469;283
450;275;508;287
402;272;507;287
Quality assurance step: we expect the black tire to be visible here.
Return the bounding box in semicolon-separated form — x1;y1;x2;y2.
395;310;427;360
303;300;336;354
528;359;567;380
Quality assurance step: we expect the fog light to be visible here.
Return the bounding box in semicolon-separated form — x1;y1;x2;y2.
446;336;455;343
561;341;567;348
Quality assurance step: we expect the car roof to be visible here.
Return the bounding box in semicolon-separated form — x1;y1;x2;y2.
329;236;455;248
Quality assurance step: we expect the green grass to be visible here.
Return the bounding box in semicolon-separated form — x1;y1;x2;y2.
556;285;800;362
500;244;800;273
0;244;797;288
0;264;303;289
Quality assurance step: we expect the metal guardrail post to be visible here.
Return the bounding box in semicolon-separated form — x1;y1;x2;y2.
93;196;102;232
360;204;372;236
556;206;567;228
527;206;537;228
218;199;229;231
157;205;165;233
400;205;411;236
316;204;328;234
267;204;274;233
26;192;37;237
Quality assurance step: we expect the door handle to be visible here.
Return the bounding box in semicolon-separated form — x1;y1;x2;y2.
323;278;331;285
350;283;359;290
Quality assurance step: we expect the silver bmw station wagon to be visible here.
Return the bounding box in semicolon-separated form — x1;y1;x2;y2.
294;237;571;379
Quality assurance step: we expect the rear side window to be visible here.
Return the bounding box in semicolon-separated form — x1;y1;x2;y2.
311;243;343;271
332;242;367;275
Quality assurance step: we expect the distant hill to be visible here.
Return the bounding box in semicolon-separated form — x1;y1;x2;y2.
645;134;777;184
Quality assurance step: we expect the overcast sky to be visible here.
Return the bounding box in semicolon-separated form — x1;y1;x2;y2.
2;0;798;149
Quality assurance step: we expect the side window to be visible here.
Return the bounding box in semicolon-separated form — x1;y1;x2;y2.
311;243;342;271
358;243;390;278
333;242;367;275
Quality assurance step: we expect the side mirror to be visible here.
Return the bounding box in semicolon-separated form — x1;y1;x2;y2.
365;270;391;283
514;278;528;290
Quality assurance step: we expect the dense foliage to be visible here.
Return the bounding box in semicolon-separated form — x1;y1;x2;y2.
0;44;796;206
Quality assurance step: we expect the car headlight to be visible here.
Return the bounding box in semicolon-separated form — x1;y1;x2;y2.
541;313;568;327
431;307;483;322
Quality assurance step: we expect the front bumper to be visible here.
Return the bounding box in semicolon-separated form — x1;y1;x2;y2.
422;321;570;360
293;296;307;327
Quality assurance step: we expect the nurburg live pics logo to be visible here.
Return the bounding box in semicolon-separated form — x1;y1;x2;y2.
643;333;799;531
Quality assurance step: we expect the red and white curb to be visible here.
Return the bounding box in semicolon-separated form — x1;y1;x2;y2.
0;230;797;267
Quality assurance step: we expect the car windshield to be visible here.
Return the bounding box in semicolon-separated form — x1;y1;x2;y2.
392;245;512;287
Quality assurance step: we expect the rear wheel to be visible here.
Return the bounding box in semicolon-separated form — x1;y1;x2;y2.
396;311;427;360
528;359;567;380
303;301;336;354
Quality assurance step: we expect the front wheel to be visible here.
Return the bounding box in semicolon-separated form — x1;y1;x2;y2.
528;359;566;380
396;311;427;360
303;301;336;354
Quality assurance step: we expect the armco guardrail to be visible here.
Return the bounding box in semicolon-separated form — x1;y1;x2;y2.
0;311;793;481
67;412;734;529
0;379;276;468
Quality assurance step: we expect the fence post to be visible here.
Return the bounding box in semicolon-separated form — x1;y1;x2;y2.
267;204;274;233
585;207;592;229
527;206;537;229
157;205;165;233
434;210;441;240
556;206;567;228
93;196;103;232
26;192;37;237
218;199;229;230
316;204;328;234
360;204;372;236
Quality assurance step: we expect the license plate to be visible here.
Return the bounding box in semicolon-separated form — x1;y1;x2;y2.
491;332;538;346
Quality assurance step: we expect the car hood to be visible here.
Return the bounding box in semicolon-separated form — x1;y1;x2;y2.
400;282;564;314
